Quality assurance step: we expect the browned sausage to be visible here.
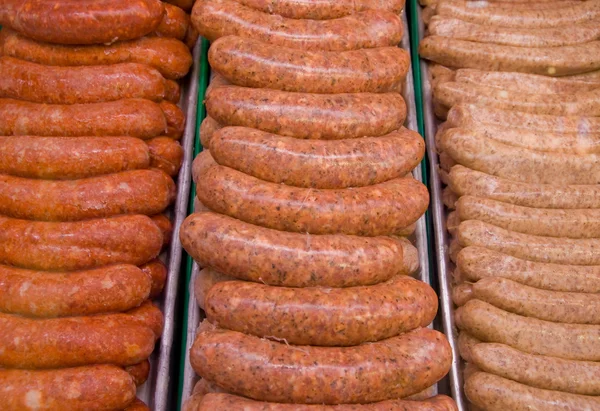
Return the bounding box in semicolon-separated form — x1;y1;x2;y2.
180;212;419;288
209;36;409;93
0;0;164;45
125;360;151;387
166;0;194;11
1;30;193;80
165;80;181;103
124;398;151;411
199;116;223;148
197;165;429;236
233;0;405;19
0;214;163;271
0;170;175;222
156;3;189;40
147;136;184;175
0;136;151;179
206;86;406;139
193;0;403;51
210;126;424;188
0;57;169;104
205;275;437;346
0;263;151;318
0;98;167;138
191;324;451;404
151;214;174;247
140;259;168;298
0;365;137;411
127;301;165;339
161;100;186;139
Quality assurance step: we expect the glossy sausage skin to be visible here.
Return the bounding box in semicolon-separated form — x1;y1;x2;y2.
156;3;189;40
233;0;405;19
0;98;167;138
0;365;137;411
193;0;403;51
161;100;186;139
147;137;184;176
125;360;151;387
0;215;163;271
166;0;194;11
140;259;168;298
180;212;419;288
191;324;452;404
205;275;437;346
151;214;174;247
197;165;429;236
1;30;192;80
206;86;406;139
0;263;151;317
210;127;424;188
0;0;164;45
0;170;175;221
209;36;409;93
124;398;151;411
0;136;150;179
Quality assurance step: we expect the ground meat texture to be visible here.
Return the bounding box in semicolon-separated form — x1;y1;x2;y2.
209;36;409;94
191;325;451;404
180;212;418;288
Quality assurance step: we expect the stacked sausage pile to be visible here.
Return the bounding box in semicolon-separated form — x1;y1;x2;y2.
180;0;456;409
0;1;194;410
419;0;600;409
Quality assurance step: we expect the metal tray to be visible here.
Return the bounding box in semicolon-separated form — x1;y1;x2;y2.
414;3;467;410
180;14;439;404
138;40;200;411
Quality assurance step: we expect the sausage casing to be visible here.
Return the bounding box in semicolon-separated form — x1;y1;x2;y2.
140;259;168;298
147;137;184;176
156;3;189;40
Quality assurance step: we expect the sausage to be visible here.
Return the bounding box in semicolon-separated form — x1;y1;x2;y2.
457;196;600;238
465;372;600;411
166;0;194;11
404;385;437;401
205;276;437;346
232;0;405;19
180;212;419;287
191;324;452;404
207;86;406;139
458;220;600;266
435;81;600;116
419;36;600;76
0;136;151;179
0;57;169;104
147;136;184;176
472;343;600;396
165;80;181;103
140;259;168;298
448;165;600;209
440;129;600;184
194;268;236;311
0;214;163;271
124;398;151;411
458;246;600;293
0;170;175;222
1;30;193;80
0;263;151;318
209;36;409;93
161;100;186;139
452;282;473;307
428;16;600;48
0;365;137;411
0;312;156;368
192;150;218;183
457;332;480;363
151;214;174;246
210;127;424;189
442;187;458;209
156;3;189;40
206;72;231;94
185;23;200;49
127;301;165;339
199;116;223;148
456;299;600;361
194;393;458;410
197;165;429;236
125;361;151;387
0;0;164;45
0;98;167;138
437;0;600;28
193;0;403;51
472;277;600;324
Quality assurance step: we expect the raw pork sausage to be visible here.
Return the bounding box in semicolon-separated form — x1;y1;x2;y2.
156;3;189;40
140;259;168;298
147;137;184;176
233;0;405;19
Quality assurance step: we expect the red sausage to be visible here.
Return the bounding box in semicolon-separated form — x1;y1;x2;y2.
147;136;184;176
140;259;168;298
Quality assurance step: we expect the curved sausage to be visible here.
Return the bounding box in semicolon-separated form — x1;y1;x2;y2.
0;136;151;179
0;365;137;411
180;212;419;288
442;187;458;209
156;3;189;40
452;282;473;307
165;80;181;103
194;268;236;311
147;136;184;176
205;276;437;346
192;150;218;183
472;343;600;396
151;214;174;246
125;398;151;411
458;220;600;266
210;127;424;189
0;170;175;222
0;214;163;271
457;332;480;363
127;301;164;339
125;361;151;387
206;86;406;139
209;36;409;93
161;100;186;139
193;0;403;51
0;0;164;45
0;57;168;104
456;299;600;361
465;372;600;411
0;263;151;318
458;246;600;293
191;324;452;404
233;0;405;19
140;259;168;298
1;30;193;80
0;98;167;138
197;165;429;236
166;0;194;11
199;116;223;148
